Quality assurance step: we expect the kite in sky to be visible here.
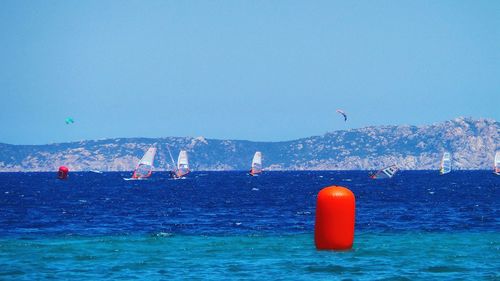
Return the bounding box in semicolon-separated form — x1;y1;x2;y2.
336;109;347;122
65;117;74;125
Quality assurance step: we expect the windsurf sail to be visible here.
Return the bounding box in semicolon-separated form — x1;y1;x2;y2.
175;150;190;178
132;147;157;179
495;151;500;175
250;151;263;176
370;165;398;179
439;152;452;175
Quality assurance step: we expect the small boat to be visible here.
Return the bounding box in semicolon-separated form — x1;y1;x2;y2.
370;165;398;179
439;152;452;175
123;146;157;180
249;151;263;176
494;151;500;176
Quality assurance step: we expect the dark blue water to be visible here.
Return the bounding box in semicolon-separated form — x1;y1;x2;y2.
0;171;498;236
0;171;499;280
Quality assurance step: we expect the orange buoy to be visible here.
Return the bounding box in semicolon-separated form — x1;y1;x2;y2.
58;166;69;180
314;186;355;250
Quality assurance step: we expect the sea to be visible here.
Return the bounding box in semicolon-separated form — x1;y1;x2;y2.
0;171;498;280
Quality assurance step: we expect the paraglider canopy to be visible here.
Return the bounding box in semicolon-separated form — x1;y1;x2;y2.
336;109;347;122
65;117;74;125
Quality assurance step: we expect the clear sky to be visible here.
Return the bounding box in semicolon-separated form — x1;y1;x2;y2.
1;0;498;144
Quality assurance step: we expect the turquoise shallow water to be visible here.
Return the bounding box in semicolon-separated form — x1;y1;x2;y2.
1;232;498;280
1;171;498;279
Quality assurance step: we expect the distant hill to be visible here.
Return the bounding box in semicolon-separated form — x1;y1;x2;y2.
0;117;498;171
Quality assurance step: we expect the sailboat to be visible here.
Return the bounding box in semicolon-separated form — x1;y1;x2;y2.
124;146;157;180
370;164;398;179
439;152;452;175
167;146;190;179
249;151;263;176
494;151;500;176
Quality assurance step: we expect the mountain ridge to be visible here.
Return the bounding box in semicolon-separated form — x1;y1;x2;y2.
1;117;498;171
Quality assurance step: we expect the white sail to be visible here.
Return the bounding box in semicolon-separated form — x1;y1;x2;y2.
371;165;398;179
132;147;157;179
440;152;452;175
176;150;190;177
495;151;500;175
250;151;263;175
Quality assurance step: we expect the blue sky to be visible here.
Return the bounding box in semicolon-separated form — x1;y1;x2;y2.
1;1;498;144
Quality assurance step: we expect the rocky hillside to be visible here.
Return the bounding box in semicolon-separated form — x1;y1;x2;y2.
0;117;498;171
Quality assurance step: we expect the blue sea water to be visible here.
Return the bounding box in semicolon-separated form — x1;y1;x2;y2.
0;171;498;280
